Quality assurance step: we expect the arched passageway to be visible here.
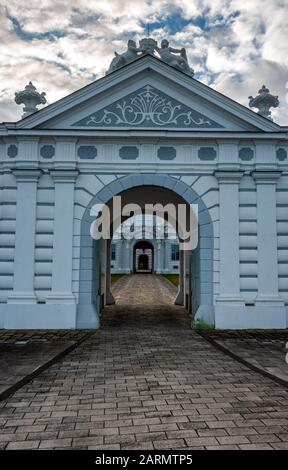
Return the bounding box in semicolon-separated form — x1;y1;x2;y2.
76;174;214;329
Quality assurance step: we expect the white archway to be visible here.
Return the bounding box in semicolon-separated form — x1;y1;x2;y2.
76;174;214;329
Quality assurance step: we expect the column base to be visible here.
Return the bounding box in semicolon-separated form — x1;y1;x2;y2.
121;269;131;274
254;294;285;306
7;292;37;304
215;295;244;304
215;297;286;329
76;303;100;329
106;288;115;305
174;285;184;305
2;303;77;329
46;292;76;304
193;305;215;327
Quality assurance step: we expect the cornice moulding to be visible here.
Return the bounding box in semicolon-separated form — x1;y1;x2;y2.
0;130;287;140
214;170;244;183
49;169;79;182
12;168;42;181
252;171;282;182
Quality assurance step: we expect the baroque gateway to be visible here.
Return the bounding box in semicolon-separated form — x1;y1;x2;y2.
0;38;287;330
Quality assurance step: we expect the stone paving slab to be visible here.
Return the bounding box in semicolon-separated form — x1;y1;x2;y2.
0;331;90;400
0;329;87;343
0;275;288;450
200;331;288;386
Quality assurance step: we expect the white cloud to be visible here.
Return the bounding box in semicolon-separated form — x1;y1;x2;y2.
0;0;287;124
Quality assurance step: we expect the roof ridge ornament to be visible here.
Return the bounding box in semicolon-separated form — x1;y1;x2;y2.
106;37;194;77
15;81;47;118
248;85;279;120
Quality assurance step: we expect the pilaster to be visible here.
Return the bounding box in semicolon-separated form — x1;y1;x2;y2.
155;241;162;274
252;171;284;305
54;138;77;169
123;240;131;273
8;169;41;303
214;171;243;303
217;140;239;170
106;240;115;305
255;141;277;170
175;249;184;305
47;170;78;304
16;138;39;168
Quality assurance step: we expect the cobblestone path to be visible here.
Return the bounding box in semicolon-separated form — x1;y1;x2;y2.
0;275;288;450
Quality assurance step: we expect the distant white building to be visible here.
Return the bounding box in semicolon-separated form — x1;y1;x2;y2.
110;215;179;274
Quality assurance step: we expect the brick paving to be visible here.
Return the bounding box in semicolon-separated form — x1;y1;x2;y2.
0;330;88;343
0;331;89;399
0;274;288;450
201;330;288;386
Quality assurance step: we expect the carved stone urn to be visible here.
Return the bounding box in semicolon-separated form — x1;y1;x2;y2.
15;81;47;118
249;85;279;120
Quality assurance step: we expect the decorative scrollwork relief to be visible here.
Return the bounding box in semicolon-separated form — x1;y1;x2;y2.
74;85;223;129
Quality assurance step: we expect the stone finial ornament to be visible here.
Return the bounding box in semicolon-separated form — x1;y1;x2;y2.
139;37;158;55
248;85;279;120
106;37;194;77
15;81;47;118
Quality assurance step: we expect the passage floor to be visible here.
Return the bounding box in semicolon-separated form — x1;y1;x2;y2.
0;275;288;450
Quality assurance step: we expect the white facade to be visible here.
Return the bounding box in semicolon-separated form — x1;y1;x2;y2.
0;53;287;330
111;238;179;274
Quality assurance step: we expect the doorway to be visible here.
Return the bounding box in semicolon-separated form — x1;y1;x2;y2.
134;240;154;273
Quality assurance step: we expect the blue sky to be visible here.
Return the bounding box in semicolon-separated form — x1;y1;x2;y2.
0;0;287;123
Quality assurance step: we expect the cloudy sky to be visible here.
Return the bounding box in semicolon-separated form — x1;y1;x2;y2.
0;0;288;124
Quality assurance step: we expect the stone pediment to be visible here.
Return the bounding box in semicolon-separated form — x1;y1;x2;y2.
12;54;281;132
72;85;223;129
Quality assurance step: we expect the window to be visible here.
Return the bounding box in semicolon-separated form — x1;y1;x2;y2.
171;244;179;261
111;243;116;261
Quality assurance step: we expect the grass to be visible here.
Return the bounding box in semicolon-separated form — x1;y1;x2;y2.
194;318;214;331
111;274;125;285
162;274;179;287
